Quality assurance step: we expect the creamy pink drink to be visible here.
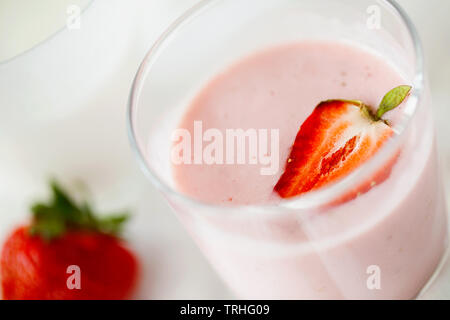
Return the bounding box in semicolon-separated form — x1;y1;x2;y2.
170;41;448;299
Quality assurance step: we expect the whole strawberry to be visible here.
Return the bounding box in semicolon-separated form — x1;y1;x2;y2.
1;182;138;300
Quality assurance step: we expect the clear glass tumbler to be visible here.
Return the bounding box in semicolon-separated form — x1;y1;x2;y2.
128;0;448;299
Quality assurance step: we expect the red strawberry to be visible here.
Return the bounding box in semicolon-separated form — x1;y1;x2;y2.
1;182;138;300
274;85;411;201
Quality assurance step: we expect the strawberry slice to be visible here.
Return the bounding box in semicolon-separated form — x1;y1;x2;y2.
274;85;411;200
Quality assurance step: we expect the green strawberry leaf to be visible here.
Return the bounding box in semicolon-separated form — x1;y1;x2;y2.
375;85;412;120
30;180;130;240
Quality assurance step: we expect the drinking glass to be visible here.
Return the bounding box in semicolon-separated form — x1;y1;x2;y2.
128;0;448;299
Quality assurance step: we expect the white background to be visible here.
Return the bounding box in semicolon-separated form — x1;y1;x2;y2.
0;0;449;299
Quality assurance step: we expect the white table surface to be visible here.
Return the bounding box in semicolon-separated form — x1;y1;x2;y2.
0;0;449;299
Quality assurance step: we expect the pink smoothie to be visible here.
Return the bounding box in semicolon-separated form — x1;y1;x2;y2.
169;41;447;299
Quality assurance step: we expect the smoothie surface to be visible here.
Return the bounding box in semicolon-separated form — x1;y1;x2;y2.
173;41;406;205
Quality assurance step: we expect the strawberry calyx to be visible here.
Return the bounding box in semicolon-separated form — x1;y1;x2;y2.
325;85;412;124
29;181;129;241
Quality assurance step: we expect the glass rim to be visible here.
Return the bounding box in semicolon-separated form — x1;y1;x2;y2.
0;0;94;66
127;0;425;214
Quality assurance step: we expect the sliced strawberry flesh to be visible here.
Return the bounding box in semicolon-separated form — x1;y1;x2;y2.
274;100;394;199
